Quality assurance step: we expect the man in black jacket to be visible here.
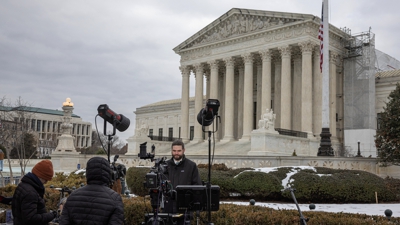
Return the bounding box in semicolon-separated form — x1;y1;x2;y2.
59;157;124;225
164;140;202;223
12;159;57;225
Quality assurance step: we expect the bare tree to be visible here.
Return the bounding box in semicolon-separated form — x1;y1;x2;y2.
0;96;38;182
90;130;126;154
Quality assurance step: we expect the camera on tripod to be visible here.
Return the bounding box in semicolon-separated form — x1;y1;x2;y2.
138;142;176;225
111;155;126;180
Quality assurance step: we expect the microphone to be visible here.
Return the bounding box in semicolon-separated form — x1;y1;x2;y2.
197;99;220;126
97;104;130;132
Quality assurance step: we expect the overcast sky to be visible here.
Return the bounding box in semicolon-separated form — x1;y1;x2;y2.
1;0;399;142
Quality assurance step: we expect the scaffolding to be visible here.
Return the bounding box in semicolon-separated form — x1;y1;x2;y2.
343;30;376;130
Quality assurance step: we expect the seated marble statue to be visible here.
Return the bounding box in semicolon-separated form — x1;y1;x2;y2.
258;108;276;130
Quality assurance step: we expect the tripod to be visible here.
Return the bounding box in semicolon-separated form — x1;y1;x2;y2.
201;115;220;225
285;187;309;225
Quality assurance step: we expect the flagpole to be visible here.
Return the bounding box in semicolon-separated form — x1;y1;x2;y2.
318;0;334;156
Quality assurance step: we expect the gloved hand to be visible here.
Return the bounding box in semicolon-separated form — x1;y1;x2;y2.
0;195;12;205
51;210;58;219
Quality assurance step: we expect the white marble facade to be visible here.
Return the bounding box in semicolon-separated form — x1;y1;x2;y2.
129;8;400;157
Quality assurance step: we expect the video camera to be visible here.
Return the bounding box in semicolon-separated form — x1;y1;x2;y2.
110;154;126;181
138;142;176;225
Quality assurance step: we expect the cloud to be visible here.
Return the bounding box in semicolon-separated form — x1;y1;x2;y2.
1;0;400;142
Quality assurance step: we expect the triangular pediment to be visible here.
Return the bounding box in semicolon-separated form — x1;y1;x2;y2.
173;8;315;53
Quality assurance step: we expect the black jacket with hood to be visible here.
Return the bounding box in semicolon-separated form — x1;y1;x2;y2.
59;157;124;225
12;172;55;225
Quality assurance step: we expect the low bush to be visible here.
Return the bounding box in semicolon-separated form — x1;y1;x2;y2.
127;165;400;203
1;170;399;224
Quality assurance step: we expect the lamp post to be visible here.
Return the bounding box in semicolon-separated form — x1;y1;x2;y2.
356;140;362;157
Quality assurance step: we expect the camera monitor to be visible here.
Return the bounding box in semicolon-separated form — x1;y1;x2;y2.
176;185;220;212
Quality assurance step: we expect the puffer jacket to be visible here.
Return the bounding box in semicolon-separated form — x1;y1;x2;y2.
59;157;124;225
12;172;55;225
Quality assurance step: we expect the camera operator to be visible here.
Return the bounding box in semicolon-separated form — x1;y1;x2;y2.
59;157;124;225
164;140;201;223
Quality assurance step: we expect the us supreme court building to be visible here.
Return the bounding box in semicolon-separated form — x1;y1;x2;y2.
128;8;400;158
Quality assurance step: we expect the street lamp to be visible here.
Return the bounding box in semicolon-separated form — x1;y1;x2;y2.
356;140;362;157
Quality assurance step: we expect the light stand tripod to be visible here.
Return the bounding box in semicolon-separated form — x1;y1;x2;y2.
201;115;220;225
102;117;117;163
284;187;309;225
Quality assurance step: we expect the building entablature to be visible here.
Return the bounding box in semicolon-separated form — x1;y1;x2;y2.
175;8;347;67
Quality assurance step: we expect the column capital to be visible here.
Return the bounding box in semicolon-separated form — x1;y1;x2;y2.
179;66;191;76
292;52;302;62
259;49;272;61
278;45;292;57
329;51;339;63
193;63;204;74
313;45;321;57
223;57;235;67
241;52;254;64
207;60;219;70
299;41;315;54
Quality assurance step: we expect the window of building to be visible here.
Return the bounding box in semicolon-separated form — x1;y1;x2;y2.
72;124;76;134
168;128;173;141
42;121;46;132
149;129;153;137
158;128;163;137
31;119;36;130
190;126;194;140
47;121;50;132
158;128;163;141
37;120;41;132
377;113;382;130
53;122;56;132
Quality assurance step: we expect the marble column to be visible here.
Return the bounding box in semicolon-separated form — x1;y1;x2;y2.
279;45;292;130
274;59;282;128
259;49;272;116
240;53;254;141
209;60;219;99
237;64;244;139
256;59;262;122
205;71;210;101
337;57;344;141
299;41;314;136
180;66;190;142
193;63;204;142
329;52;338;138
292;53;302;132
222;57;235;141
312;47;322;137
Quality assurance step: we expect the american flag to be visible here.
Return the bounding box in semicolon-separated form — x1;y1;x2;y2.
318;3;324;73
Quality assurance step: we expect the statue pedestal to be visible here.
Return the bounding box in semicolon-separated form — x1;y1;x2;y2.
51;154;82;172
53;135;78;154
249;130;319;156
126;135;151;156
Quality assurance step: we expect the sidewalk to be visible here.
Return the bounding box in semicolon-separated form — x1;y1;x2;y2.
224;201;400;217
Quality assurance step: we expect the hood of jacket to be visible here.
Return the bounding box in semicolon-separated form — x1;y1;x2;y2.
86;157;112;186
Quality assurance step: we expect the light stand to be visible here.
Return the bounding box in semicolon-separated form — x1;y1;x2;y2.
285;187;309;225
103;117;117;163
201;115;220;225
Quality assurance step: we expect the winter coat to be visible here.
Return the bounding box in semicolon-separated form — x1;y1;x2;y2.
12;172;55;225
163;155;202;213
59;157;124;225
